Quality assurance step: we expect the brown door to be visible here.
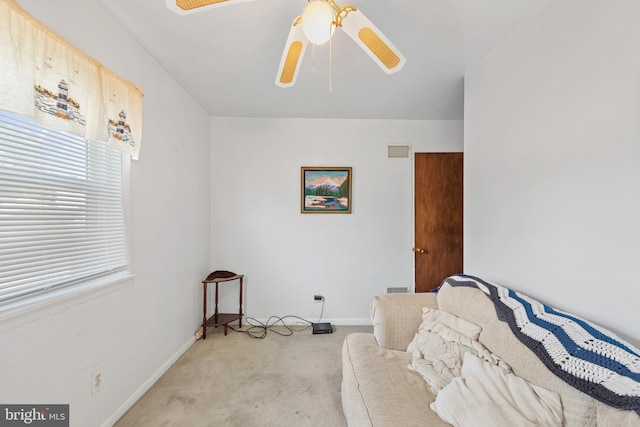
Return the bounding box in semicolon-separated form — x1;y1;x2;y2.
414;153;463;292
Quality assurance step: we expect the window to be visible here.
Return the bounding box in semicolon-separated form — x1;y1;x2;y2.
0;109;129;314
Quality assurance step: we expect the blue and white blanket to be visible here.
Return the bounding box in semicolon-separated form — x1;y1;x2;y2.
442;275;640;415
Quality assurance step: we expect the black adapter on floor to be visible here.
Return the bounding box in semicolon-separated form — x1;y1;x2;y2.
312;322;333;334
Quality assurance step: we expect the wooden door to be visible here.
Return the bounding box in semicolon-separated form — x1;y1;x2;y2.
414;153;463;292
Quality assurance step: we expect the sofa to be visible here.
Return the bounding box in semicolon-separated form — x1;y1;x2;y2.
341;275;640;426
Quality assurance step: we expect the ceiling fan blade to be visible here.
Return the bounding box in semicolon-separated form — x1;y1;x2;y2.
166;0;257;15
340;9;406;74
275;18;308;88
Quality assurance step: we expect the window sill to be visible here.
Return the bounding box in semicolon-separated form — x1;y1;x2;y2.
0;272;136;326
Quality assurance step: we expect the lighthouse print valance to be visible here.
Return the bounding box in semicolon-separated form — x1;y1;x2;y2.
0;0;143;159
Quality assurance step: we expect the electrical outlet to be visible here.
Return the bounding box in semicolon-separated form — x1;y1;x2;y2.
92;370;103;395
314;295;324;301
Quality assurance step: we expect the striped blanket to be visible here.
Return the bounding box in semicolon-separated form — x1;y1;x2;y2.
442;275;640;415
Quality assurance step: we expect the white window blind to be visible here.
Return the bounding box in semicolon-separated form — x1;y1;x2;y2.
0;109;128;311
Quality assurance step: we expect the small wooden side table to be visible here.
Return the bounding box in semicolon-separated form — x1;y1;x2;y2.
202;270;244;339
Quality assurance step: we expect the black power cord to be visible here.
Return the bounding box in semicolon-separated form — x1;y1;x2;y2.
228;298;326;339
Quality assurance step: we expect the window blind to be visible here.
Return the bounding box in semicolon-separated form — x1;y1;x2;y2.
0;109;128;310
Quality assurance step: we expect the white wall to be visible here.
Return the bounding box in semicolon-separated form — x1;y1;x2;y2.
464;0;640;345
211;117;462;324
1;1;211;426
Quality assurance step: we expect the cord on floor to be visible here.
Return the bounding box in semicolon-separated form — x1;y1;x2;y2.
228;315;313;339
228;299;326;339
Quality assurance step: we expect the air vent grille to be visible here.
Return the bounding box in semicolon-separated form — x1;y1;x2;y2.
387;145;410;158
386;287;409;294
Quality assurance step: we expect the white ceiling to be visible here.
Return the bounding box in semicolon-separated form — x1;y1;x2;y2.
92;0;543;120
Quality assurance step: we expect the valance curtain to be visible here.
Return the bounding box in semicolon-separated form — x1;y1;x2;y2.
0;0;143;159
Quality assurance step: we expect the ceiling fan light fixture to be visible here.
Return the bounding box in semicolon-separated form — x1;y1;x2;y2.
301;0;335;45
276;0;406;88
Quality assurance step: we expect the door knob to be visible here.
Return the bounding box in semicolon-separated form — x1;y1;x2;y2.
413;247;426;254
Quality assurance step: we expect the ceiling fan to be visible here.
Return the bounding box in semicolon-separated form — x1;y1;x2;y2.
166;0;257;14
165;0;406;88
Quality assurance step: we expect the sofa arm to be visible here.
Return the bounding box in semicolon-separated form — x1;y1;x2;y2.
370;293;438;351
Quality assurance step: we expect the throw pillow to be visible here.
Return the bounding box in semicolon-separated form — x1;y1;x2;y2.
408;307;508;394
431;352;563;427
421;306;482;340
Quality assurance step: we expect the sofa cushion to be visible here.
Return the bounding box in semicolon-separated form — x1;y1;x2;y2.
447;275;640;414
436;276;640;426
430;352;563;427
341;332;449;427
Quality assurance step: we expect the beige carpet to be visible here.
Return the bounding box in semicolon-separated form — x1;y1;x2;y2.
115;324;372;427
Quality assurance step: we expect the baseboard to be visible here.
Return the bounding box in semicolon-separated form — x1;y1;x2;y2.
101;335;196;427
326;318;371;326
248;317;371;326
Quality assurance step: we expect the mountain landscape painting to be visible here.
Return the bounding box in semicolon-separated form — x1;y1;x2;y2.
301;167;352;213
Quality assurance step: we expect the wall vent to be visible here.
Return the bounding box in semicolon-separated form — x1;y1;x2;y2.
387;145;411;158
386;286;409;294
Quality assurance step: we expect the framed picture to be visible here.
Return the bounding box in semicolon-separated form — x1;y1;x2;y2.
301;166;352;214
